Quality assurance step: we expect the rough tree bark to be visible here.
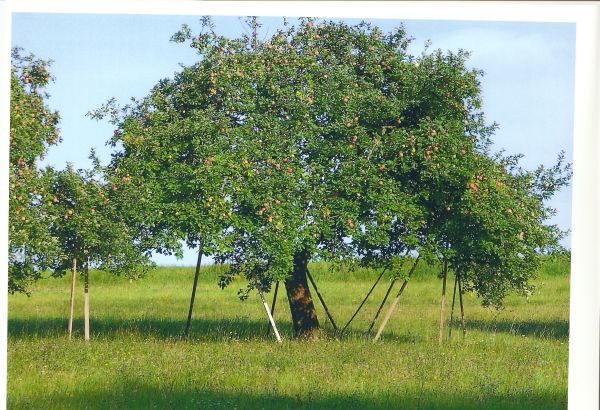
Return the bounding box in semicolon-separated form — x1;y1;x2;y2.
284;249;320;337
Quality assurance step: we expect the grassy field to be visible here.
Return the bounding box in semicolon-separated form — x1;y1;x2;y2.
7;259;570;409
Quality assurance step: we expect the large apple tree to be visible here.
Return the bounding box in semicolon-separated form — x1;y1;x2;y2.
100;18;569;336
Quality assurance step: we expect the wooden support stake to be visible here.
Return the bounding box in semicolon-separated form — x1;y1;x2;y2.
340;267;387;335
83;256;90;342
448;272;458;340
373;257;420;342
366;278;397;334
68;256;77;339
373;280;409;341
306;269;338;334
184;248;203;337
265;281;279;336
458;272;466;337
438;259;448;345
259;290;282;343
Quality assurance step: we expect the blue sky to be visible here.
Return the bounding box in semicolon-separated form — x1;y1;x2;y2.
11;14;575;265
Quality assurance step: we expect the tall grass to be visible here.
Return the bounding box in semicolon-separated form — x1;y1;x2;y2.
7;258;570;409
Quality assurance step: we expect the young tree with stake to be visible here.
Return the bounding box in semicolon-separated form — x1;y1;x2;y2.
44;163;153;340
431;151;570;342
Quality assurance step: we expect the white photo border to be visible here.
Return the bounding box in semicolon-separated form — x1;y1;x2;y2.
1;2;598;409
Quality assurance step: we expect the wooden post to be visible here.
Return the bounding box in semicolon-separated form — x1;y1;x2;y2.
458;272;466;337
373;257;420;342
340;267;387;335
373;279;409;341
184;247;203;337
68;256;77;339
259;290;282;343
265;281;279;336
306;269;338;334
438;259;448;345
366;278;396;334
83;255;90;342
448;272;458;340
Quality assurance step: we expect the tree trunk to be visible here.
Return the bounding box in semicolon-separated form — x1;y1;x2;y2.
284;250;320;337
84;256;90;341
448;273;458;340
68;256;77;339
458;272;466;337
438;259;448;345
184;247;203;337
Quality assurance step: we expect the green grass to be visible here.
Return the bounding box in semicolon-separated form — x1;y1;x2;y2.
8;260;570;409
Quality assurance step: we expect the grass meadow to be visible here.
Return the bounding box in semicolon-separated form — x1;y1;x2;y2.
7;258;570;409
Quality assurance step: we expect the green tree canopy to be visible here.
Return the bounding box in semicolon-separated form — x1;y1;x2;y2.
9;48;61;293
9;48;155;294
43;162;154;278
99;18;570;334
